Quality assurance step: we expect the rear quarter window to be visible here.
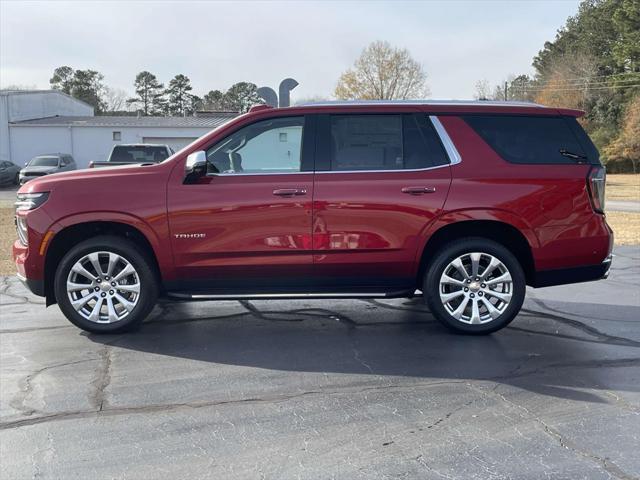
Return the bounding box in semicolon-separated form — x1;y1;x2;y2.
463;115;599;165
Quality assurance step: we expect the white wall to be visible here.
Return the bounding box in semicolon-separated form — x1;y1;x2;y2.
7;91;93;122
9;125;211;168
0;95;9;162
9;126;72;166
0;90;94;163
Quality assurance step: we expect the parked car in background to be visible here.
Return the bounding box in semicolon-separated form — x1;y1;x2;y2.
0;160;21;186
20;154;76;185
13;101;612;335
88;144;174;168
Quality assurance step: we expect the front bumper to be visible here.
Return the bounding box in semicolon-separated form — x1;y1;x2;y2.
15;272;46;297
531;254;612;288
13;238;46;298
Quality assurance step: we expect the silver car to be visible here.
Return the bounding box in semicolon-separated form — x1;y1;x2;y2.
20;154;76;185
0;160;21;186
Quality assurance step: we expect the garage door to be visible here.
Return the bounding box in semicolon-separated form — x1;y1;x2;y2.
143;137;198;152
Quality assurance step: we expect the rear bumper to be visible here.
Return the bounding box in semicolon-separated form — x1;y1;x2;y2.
531;254;612;288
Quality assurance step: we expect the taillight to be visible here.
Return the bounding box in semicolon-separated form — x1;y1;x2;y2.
587;166;606;213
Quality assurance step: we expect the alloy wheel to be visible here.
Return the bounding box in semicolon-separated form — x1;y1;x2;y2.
438;252;513;325
66;251;141;324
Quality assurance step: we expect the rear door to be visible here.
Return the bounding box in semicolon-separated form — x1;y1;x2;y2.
312;113;452;291
167;115;316;292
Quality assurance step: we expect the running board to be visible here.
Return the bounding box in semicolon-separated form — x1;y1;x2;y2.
166;290;416;301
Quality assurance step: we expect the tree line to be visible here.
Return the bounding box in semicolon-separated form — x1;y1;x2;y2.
50;66;263;115
48;0;637;170
473;0;639;171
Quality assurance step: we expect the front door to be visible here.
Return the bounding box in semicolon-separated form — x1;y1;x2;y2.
312;113;452;291
167;115;315;292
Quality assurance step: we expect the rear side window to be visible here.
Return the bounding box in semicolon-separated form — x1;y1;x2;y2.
463;115;596;165
328;114;448;171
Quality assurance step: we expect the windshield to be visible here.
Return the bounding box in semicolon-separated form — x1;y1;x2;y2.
29;156;59;167
111;146;169;163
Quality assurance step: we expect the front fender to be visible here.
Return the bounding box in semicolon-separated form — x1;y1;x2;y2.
44;210;175;280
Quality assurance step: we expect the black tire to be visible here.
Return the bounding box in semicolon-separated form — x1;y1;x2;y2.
54;235;159;334
423;237;525;335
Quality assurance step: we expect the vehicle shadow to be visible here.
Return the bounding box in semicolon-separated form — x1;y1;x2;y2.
87;297;640;404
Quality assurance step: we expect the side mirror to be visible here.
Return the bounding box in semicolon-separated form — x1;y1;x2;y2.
184;150;207;184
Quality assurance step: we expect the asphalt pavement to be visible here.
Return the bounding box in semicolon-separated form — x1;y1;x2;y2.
0;247;639;479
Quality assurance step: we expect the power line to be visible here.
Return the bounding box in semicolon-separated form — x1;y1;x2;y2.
532;77;640;87
515;83;640;93
534;71;640;83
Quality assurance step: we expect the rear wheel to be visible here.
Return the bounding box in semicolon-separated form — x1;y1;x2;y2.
54;235;158;333
423;238;525;334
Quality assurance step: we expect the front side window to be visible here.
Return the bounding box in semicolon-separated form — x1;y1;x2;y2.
463;115;592;164
206;117;304;174
329;114;449;171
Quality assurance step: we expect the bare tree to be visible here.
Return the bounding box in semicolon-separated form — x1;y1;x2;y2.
293;95;331;106
474;79;495;100
335;41;429;100
104;87;129;113
535;53;599;110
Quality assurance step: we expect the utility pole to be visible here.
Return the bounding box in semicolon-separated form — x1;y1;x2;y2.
504;81;508;101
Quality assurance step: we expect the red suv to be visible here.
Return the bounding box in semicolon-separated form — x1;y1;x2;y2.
13;101;612;335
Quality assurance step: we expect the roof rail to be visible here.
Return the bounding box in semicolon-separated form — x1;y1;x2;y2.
297;99;545;108
249;104;273;113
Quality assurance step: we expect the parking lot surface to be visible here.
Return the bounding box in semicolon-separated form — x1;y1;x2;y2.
1;247;639;479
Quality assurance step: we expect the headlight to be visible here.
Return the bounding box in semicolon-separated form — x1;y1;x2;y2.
15;193;49;247
15;192;49;212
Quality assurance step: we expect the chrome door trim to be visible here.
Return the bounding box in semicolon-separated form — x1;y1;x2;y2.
429;116;462;165
167;291;413;300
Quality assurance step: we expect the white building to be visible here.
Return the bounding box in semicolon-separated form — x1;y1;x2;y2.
1;89;93;164
1;90;237;169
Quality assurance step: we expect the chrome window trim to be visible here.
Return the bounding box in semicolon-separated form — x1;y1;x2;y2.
206;170;308;177
429;116;462;165
200;114;462;177
314;163;451;175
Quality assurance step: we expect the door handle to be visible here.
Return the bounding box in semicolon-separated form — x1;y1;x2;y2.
273;188;307;197
401;186;436;195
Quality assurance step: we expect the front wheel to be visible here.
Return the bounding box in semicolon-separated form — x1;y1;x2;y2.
54;235;159;334
423;238;526;335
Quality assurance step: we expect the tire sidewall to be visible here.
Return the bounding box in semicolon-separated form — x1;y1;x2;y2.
424;238;526;334
54;236;158;334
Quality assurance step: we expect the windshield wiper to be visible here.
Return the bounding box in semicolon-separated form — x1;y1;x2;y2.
559;149;588;163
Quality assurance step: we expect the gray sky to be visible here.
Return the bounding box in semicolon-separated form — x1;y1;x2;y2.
0;0;581;101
